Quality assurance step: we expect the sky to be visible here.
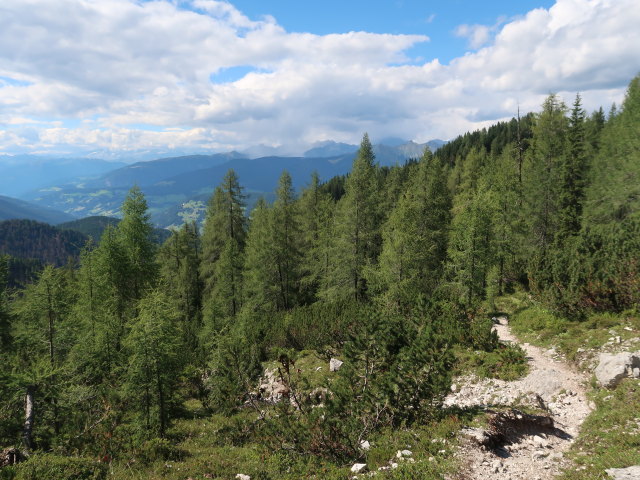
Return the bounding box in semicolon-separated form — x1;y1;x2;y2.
0;0;638;159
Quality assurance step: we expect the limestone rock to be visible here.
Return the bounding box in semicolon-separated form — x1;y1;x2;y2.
350;463;368;473
359;440;371;451
235;475;251;480
329;358;344;372
605;466;640;480
595;352;640;388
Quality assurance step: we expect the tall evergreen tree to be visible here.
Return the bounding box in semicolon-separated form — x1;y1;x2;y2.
117;185;158;302
325;133;381;301
271;171;302;310
298;172;335;303
201;170;247;322
524;94;568;291
124;289;182;438
375;152;451;306
158;222;203;355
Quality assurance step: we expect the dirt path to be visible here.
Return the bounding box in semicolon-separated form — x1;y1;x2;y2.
445;317;593;480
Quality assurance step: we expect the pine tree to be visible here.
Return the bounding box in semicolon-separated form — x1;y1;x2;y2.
375;152;451;307
298;172;335;303
271;171;302;310
524;94;568;292
243;198;277;312
201;170;247;322
124;289;182;438
447;189;494;310
158;222;203;355
117;185;158;301
556;93;588;241
326;133;381;301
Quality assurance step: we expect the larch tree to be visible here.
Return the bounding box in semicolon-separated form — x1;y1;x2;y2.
326;133;381;301
201;170;247;324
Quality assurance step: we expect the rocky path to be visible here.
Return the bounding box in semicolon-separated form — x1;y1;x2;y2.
445;317;593;480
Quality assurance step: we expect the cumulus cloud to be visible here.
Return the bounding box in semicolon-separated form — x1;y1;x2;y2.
0;0;638;156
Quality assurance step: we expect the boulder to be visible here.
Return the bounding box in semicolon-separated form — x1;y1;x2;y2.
329;358;343;372
595;352;640;388
235;475;251;480
350;463;368;473
605;466;640;480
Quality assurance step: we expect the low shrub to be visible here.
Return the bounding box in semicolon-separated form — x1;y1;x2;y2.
12;454;107;480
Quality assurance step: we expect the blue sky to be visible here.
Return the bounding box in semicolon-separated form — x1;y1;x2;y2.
228;0;554;62
0;0;637;159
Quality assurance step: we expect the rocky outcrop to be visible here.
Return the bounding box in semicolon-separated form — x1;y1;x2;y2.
605;466;640;480
594;352;640;388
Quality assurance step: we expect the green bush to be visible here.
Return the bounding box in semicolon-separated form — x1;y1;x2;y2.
136;437;185;465
12;454;107;480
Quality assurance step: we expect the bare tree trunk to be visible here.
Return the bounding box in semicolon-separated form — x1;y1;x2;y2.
23;386;35;452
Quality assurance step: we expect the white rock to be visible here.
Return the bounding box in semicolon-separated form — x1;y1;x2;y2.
451;383;458;392
396;449;412;458
351;463;368;474
595;352;640;388
235;475;251;480
605;466;640;480
359;440;371;451
329;358;344;372
532;435;548;448
390;462;399;469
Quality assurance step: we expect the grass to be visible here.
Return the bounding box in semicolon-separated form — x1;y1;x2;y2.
493;293;640;363
559;380;640;480
494;294;640;479
454;342;529;381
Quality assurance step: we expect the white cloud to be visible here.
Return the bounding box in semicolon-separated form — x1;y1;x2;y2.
0;0;638;156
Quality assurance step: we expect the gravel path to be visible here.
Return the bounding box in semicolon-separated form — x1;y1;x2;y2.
445;317;593;480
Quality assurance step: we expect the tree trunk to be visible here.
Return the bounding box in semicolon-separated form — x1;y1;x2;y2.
23;385;35;452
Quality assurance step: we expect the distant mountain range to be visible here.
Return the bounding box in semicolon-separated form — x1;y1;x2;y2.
0;195;74;224
0;155;124;197
11;138;447;228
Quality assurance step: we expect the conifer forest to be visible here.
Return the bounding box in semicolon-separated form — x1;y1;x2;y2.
0;75;639;479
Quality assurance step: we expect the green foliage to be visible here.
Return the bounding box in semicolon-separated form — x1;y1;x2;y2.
326;133;381;301
374;152;451;307
206;331;263;414
559;381;640;480
124;289;183;437
201;169;247;322
11;454;107;480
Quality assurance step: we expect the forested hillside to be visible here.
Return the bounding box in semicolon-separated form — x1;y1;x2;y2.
0;75;638;479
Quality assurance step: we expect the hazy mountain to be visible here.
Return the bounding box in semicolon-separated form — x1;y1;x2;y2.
83;152;246;189
0;195;74;224
20;138;447;228
303;141;358;158
0;155;125;197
